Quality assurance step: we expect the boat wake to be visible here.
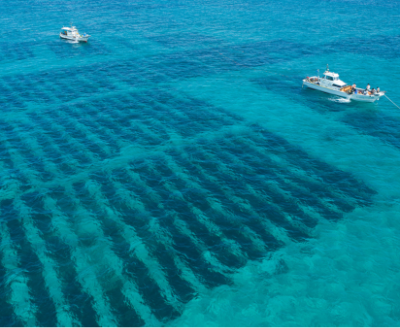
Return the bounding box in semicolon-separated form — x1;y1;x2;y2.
329;97;351;103
66;40;79;44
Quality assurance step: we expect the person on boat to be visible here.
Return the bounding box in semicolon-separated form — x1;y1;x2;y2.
377;87;380;93
366;84;371;91
371;88;376;94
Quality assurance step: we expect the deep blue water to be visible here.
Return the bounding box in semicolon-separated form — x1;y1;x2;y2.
1;0;400;326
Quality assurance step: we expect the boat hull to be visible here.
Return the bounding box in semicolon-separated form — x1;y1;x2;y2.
303;80;381;103
60;33;89;42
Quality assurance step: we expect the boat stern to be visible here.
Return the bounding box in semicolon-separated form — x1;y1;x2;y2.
79;34;90;42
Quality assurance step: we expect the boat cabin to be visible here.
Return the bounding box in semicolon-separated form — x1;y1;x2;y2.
60;27;77;36
321;71;339;81
319;71;346;88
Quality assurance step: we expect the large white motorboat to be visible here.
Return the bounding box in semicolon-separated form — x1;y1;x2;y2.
302;65;384;102
60;26;90;42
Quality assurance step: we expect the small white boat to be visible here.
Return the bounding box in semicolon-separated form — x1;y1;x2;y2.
302;65;384;102
60;26;90;42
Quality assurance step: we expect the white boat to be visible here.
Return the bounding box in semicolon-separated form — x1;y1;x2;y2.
302;65;384;102
60;26;90;42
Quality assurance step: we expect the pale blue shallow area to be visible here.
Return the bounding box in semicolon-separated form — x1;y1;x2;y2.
1;0;400;326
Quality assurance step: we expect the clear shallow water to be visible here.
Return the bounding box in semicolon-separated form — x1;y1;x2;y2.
1;0;400;326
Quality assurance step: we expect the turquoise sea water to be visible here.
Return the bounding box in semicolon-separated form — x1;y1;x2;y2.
1;0;400;326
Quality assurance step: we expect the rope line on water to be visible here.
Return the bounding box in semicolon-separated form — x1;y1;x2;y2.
384;94;400;110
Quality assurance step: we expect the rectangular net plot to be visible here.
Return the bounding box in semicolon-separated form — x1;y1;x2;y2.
0;83;377;326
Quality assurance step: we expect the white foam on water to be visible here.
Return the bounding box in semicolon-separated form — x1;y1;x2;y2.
329;97;351;103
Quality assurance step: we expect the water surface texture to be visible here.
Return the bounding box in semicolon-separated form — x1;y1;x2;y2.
1;0;400;326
